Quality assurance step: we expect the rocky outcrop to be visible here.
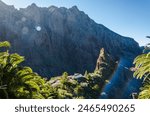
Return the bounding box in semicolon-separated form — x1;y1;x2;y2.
95;48;113;70
95;48;116;78
0;1;141;77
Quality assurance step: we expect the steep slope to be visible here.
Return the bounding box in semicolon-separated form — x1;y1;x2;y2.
100;55;142;99
0;1;141;77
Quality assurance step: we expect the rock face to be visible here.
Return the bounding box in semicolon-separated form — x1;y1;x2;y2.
0;1;141;77
95;48;116;77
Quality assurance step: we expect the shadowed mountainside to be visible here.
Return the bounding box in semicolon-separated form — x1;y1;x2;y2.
0;1;141;77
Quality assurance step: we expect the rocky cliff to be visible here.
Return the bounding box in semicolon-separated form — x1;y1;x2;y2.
0;1;141;77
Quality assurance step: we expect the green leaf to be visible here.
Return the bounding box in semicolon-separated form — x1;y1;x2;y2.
0;41;11;48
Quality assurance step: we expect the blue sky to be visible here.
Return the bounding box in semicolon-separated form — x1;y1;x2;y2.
2;0;150;46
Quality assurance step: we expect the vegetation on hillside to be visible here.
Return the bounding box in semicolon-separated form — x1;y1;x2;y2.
0;41;116;99
3;40;150;99
49;48;116;99
0;41;54;99
133;42;150;99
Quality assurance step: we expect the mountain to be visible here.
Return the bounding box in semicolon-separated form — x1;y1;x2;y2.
0;1;141;77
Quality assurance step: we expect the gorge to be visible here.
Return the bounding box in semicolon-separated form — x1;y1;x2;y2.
0;0;142;98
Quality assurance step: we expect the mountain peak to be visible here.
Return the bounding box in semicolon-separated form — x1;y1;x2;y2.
31;3;37;7
27;3;38;9
49;5;58;9
48;5;58;12
0;0;15;10
70;5;79;11
72;5;78;9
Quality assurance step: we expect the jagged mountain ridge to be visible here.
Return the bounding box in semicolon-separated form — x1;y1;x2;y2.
0;1;141;77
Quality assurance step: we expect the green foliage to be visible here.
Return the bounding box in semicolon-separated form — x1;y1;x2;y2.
57;89;73;99
133;42;150;99
0;41;53;99
53;72;80;99
47;48;116;99
138;78;150;99
133;53;150;79
0;41;116;99
84;73;103;98
0;41;10;48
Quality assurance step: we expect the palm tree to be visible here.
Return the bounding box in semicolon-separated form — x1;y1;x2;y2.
133;37;150;99
133;52;150;79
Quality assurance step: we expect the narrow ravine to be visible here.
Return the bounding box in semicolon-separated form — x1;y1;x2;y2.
100;56;142;99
